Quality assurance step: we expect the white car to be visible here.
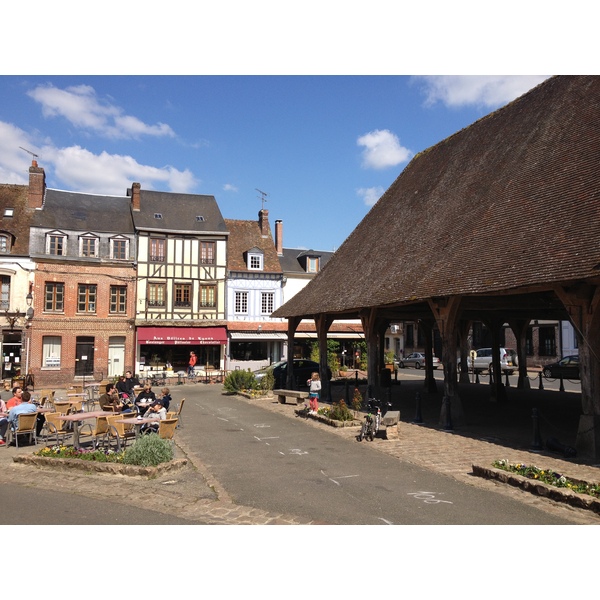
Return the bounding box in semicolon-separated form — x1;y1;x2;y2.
465;348;515;374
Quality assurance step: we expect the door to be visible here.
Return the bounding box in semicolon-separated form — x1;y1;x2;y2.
75;336;94;377
108;336;125;378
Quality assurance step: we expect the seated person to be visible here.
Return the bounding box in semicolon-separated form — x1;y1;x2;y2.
8;390;38;443
6;386;23;410
0;381;12;402
0;396;8;446
135;383;156;414
159;387;171;411
140;398;167;434
99;383;132;413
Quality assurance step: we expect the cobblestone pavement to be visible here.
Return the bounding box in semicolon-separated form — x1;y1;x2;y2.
2;381;599;525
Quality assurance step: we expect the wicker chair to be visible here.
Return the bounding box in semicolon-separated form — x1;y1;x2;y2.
41;412;72;446
158;418;178;440
106;414;137;452
53;401;72;415
173;398;185;428
79;415;110;449
9;412;38;448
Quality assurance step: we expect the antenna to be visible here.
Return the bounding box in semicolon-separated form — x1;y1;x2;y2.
19;146;39;161
256;188;268;210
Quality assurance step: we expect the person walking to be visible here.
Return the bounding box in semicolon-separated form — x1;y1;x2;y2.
307;372;321;414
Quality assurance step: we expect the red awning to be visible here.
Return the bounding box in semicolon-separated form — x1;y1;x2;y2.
137;327;227;345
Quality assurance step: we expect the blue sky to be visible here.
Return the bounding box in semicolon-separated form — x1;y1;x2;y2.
0;75;550;250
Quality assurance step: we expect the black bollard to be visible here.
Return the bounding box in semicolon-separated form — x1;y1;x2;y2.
413;392;423;424
345;379;350;405
538;372;544;390
489;369;493;385
475;371;480;384
386;386;392;408
505;371;510;388
559;376;565;392
443;395;453;431
530;408;543;451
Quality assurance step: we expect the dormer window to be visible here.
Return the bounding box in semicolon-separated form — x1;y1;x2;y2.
246;247;264;270
46;231;67;256
79;233;99;258
0;234;10;254
154;213;163;219
307;257;319;273
196;216;205;222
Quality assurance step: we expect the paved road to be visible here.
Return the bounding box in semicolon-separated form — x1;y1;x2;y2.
176;388;572;524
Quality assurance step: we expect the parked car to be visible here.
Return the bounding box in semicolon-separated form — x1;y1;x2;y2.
253;359;331;388
397;352;440;370
463;347;515;374
542;355;580;380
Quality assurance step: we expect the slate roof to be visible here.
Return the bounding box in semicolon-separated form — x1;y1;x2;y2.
225;218;282;273
278;247;335;274
273;76;600;319
0;184;34;255
30;188;134;233
131;189;228;235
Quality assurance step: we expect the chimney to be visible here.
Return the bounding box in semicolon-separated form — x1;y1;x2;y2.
131;182;141;211
28;160;46;209
275;219;283;255
258;208;270;237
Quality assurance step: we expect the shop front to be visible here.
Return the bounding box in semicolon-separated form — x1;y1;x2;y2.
136;326;227;375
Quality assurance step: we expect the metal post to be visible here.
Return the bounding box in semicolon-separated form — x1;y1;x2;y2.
412;391;423;424
504;371;510;387
345;378;350;406
530;408;543;451
475;371;480;384
559;376;565;392
538;372;544;390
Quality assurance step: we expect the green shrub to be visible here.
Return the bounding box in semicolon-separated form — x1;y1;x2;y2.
122;433;174;467
223;369;258;393
259;369;275;392
327;399;355;422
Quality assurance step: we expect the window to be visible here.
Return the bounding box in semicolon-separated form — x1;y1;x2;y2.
235;291;248;314
539;326;557;356
150;238;165;262
110;238;129;260
42;336;61;368
200;241;215;264
110;286;127;314
3;208;13;217
174;283;191;307
249;254;263;270
45;282;64;312
200;285;216;307
79;235;98;257
307;257;319;273
0;234;10;253
261;292;274;314
0;276;9;310
148;283;166;307
47;233;66;256
77;284;97;313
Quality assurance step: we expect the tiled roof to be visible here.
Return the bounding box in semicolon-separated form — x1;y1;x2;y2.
0;183;34;255
273;76;600;318
225;218;282;273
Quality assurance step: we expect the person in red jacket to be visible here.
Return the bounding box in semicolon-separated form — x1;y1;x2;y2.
188;351;197;377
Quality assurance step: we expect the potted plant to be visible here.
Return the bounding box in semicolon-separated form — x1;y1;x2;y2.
384;350;396;371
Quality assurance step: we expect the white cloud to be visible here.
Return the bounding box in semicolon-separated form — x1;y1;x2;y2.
0;121;36;184
27;83;176;140
357;186;384;207
416;75;550;109
357;129;412;170
223;183;238;192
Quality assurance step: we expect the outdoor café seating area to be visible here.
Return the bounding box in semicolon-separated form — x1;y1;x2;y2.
0;381;181;452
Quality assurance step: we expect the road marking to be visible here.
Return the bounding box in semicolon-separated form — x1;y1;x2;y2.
378;517;394;525
254;424;271;428
408;491;453;505
217;417;229;422
254;436;280;441
289;449;308;455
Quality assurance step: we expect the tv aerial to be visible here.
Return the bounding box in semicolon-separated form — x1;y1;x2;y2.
19;146;39;161
256;188;268;210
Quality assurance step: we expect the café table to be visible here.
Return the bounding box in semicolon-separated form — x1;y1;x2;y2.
114;416;159;439
58;410;109;449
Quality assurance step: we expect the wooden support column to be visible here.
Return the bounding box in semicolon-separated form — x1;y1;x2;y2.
285;317;301;389
420;319;438;393
360;308;381;394
554;284;600;460
315;314;334;403
428;296;464;426
457;319;472;384
508;318;531;390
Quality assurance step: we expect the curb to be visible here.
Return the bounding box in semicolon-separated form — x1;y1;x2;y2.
472;464;600;515
12;455;188;478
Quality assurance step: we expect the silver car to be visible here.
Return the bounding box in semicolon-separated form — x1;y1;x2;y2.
466;347;515;374
397;352;440;370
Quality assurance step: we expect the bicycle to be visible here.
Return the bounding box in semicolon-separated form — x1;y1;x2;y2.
356;398;391;442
